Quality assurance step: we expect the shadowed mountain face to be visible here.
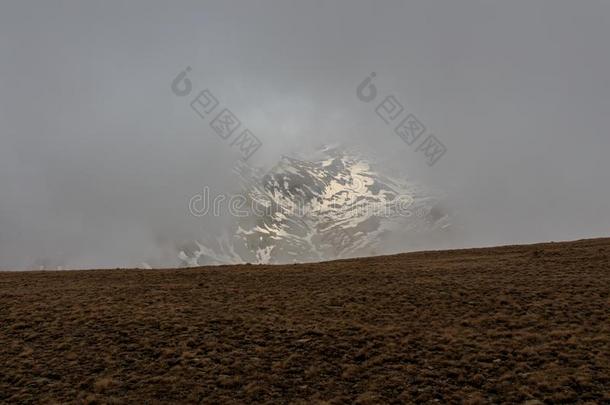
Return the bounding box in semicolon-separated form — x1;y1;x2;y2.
180;146;450;265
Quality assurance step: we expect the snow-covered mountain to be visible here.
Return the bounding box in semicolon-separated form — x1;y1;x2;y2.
179;145;450;265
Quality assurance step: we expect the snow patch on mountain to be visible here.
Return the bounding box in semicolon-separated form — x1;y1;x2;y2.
180;146;450;265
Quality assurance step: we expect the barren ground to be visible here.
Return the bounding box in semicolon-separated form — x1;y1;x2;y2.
1;238;609;404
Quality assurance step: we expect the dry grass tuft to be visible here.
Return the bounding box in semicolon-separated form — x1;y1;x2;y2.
0;238;609;403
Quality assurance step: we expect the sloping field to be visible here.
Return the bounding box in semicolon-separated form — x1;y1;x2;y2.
1;238;609;404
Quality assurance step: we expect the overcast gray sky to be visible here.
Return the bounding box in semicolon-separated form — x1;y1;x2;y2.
1;0;609;269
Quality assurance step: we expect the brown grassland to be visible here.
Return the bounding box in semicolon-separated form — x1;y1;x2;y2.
0;238;609;404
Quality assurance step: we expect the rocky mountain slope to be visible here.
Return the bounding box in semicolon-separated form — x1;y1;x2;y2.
180;146;450;265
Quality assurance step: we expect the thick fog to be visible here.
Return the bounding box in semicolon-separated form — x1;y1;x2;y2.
1;1;609;269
